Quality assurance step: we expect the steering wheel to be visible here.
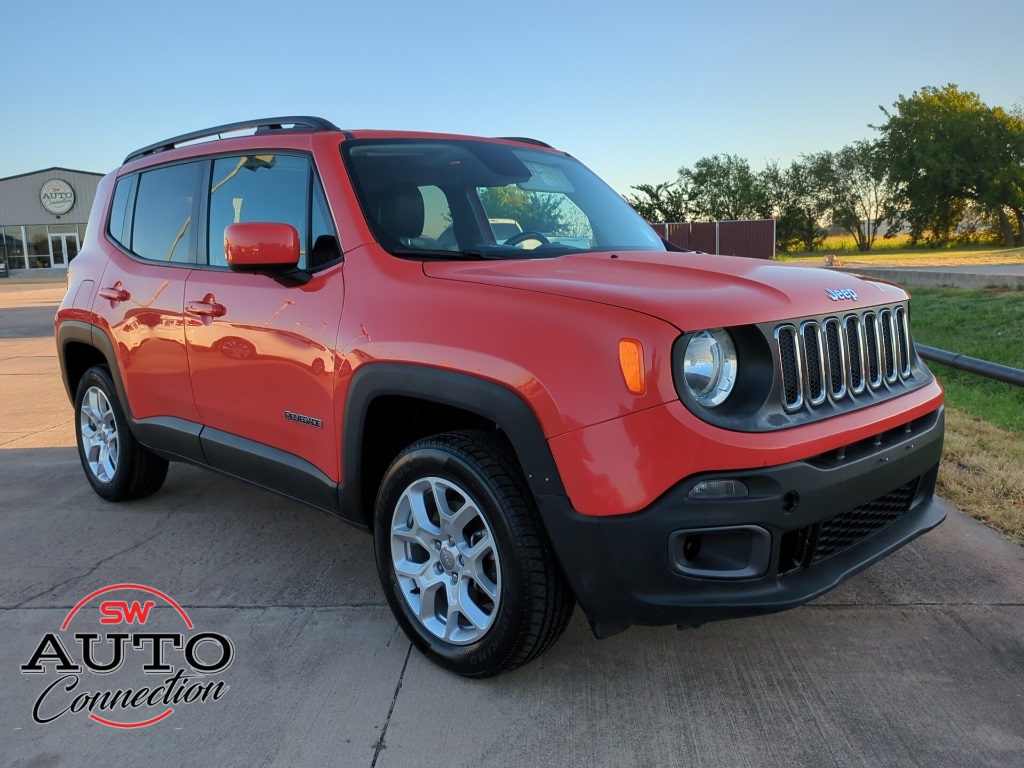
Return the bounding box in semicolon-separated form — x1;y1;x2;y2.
503;231;551;247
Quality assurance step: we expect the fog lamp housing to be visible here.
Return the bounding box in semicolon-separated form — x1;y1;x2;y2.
687;479;749;500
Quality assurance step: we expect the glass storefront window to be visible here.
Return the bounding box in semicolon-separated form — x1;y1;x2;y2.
1;226;27;270
0;224;91;269
25;225;50;268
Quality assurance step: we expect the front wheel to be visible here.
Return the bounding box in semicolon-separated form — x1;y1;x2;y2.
74;366;168;501
374;431;573;677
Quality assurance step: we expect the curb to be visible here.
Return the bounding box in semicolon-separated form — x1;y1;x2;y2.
833;266;1024;290
0;279;66;287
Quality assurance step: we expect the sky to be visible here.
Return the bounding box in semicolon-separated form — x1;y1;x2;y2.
3;0;1021;197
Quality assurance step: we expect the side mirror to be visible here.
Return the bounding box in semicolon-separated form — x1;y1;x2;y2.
224;223;309;285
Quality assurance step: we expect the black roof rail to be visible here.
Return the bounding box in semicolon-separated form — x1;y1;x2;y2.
496;136;554;149
123;116;341;164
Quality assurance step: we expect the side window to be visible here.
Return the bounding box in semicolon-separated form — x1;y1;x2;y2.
364;183;454;251
477;185;593;248
208;154;311;268
107;176;133;247
419;185;452;242
131;163;200;263
556;197;594;248
311;179;342;267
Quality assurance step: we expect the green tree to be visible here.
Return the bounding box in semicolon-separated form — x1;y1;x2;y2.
625;181;688;223
679;154;763;221
813;141;896;251
758;158;827;253
978;113;1024;246
875;84;1024;246
478;185;566;233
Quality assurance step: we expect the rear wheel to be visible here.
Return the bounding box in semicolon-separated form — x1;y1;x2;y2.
374;431;573;677
75;366;168;501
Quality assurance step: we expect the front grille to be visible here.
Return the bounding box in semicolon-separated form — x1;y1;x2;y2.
801;322;825;404
894;306;911;376
844;316;865;393
864;312;881;387
823;318;846;398
880;309;897;383
779;479;919;573
775;304;913;412
777;326;802;408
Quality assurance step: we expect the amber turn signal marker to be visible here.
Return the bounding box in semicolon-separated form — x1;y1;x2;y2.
618;338;646;395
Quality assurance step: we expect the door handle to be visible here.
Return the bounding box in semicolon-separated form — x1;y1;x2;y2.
185;296;226;318
99;286;130;302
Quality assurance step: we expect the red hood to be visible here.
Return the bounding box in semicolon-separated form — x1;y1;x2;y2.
423;251;908;329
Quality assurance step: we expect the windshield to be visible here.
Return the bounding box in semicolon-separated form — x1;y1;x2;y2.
342;138;665;259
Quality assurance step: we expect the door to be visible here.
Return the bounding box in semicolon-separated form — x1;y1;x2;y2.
94;163;203;426
184;153;345;481
49;232;79;267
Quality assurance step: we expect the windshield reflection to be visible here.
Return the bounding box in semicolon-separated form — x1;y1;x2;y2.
342;139;666;260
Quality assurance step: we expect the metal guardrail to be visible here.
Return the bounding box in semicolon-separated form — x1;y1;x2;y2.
916;344;1024;388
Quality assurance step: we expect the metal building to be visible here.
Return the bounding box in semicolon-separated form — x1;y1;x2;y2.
0;167;103;279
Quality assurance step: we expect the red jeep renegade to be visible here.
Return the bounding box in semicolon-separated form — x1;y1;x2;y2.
56;117;945;676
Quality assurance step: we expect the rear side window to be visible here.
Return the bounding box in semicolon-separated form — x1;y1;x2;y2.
108;176;134;246
130;163;201;263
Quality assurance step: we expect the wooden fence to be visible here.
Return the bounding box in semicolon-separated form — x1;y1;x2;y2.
650;219;776;259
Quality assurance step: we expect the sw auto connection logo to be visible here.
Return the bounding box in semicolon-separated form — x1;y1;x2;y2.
21;584;233;728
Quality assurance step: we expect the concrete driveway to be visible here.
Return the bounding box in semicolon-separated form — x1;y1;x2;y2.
2;283;1023;767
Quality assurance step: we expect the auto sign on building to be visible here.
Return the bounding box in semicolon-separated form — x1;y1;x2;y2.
40;179;77;215
0;167;102;277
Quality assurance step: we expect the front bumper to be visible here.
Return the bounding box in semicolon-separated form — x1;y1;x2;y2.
537;407;945;638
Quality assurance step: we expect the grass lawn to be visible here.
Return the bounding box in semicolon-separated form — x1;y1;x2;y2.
781;241;1024;268
909;287;1024;434
908;286;1024;541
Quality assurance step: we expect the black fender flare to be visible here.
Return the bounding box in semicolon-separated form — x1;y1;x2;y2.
339;363;567;520
56;320;128;412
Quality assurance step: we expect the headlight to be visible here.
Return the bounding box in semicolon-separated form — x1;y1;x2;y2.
682;329;738;407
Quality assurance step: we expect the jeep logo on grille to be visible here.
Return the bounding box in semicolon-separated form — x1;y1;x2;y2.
825;288;858;301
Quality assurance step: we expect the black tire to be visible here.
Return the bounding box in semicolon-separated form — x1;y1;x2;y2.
374;431;574;677
74;366;168;501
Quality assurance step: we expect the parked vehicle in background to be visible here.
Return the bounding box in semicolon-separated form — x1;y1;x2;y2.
55;117;945;676
488;218;523;243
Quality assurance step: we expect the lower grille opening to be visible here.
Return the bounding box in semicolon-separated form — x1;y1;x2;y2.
806;409;941;470
779;479;919;574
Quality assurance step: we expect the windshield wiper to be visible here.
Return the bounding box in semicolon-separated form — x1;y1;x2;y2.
391;246;568;262
390;248;490;261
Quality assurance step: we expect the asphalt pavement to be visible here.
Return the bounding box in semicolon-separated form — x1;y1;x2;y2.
1;282;1023;768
